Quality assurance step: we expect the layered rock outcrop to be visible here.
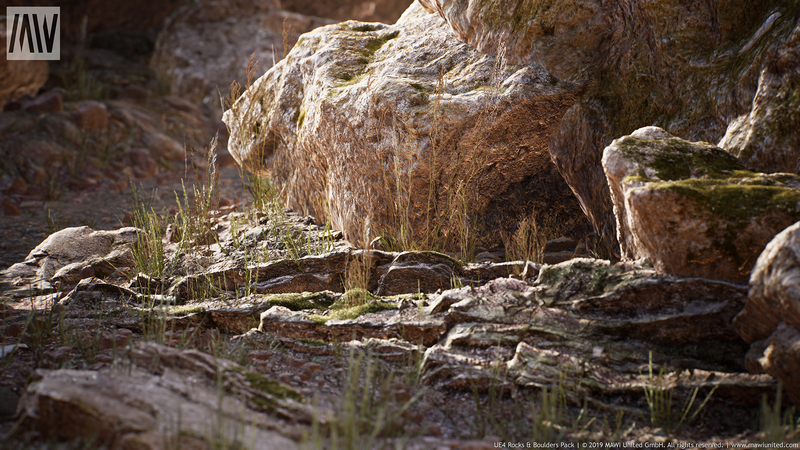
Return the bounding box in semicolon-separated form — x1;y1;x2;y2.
603;127;800;282
151;0;334;115
418;0;800;252
224;2;584;248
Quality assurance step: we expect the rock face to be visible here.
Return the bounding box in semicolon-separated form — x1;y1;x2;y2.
734;222;800;404
720;22;800;174
418;0;800;252
4;226;140;285
151;0;334;115
281;0;413;23
17;0;187;38
0;23;49;110
224;1;584;248
603;127;800;282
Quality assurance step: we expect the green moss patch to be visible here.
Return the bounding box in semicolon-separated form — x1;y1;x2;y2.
167;304;206;316
616;136;745;182
649;177;800;222
267;291;338;311
306;289;397;324
328;301;397;321
535;259;650;306
364;30;399;54
244;370;303;403
352;24;377;32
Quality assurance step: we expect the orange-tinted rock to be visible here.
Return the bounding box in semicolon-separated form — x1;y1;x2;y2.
0;23;48;110
72;100;108;130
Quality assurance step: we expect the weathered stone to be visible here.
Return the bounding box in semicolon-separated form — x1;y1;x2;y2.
603;127;800;282
409;261;771;401
151;0;334;116
258;299;447;346
418;0;800;251
544;237;577;253
4;226;140;283
173;248;525;301
15;343;307;448
734;221;800;343
224;1;583;249
51;247;135;285
505;341;773;404
41;112;84;146
756;323;800;405
461;260;532;285
71;100;109;130
0;22;49;110
720;21;800;174
1;139;70;185
184;292;338;334
376;252;460;296
21;89;64;114
141;130;184;161
124;147;159;179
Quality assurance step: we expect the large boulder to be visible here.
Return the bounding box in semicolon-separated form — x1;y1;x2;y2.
418;0;800;253
223;1;584;249
602;126;800;282
0;22;49;110
151;0;334;116
733;221;800;404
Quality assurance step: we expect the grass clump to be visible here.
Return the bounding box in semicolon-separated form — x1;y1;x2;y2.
642;352;717;431
307;349;425;448
501;212;551;264
759;384;800;443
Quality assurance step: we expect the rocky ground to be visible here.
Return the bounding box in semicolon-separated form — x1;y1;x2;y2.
2;0;800;449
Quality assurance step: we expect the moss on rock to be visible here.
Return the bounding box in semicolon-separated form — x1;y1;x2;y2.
267;291;338;311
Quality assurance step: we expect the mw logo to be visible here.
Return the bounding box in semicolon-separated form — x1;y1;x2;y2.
5;7;60;60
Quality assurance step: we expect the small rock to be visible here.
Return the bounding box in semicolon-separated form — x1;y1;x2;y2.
4;226;140;282
101;328;133;350
544;236;577;253
124;147;159;179
3;201;21;216
72;100;108;130
4;322;24;338
5;177;28;195
22;89;63;114
141;131;184;161
299;362;322;381
116;85;150;102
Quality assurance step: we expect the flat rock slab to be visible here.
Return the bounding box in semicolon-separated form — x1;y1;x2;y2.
15;343;312;448
171;249;529;301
